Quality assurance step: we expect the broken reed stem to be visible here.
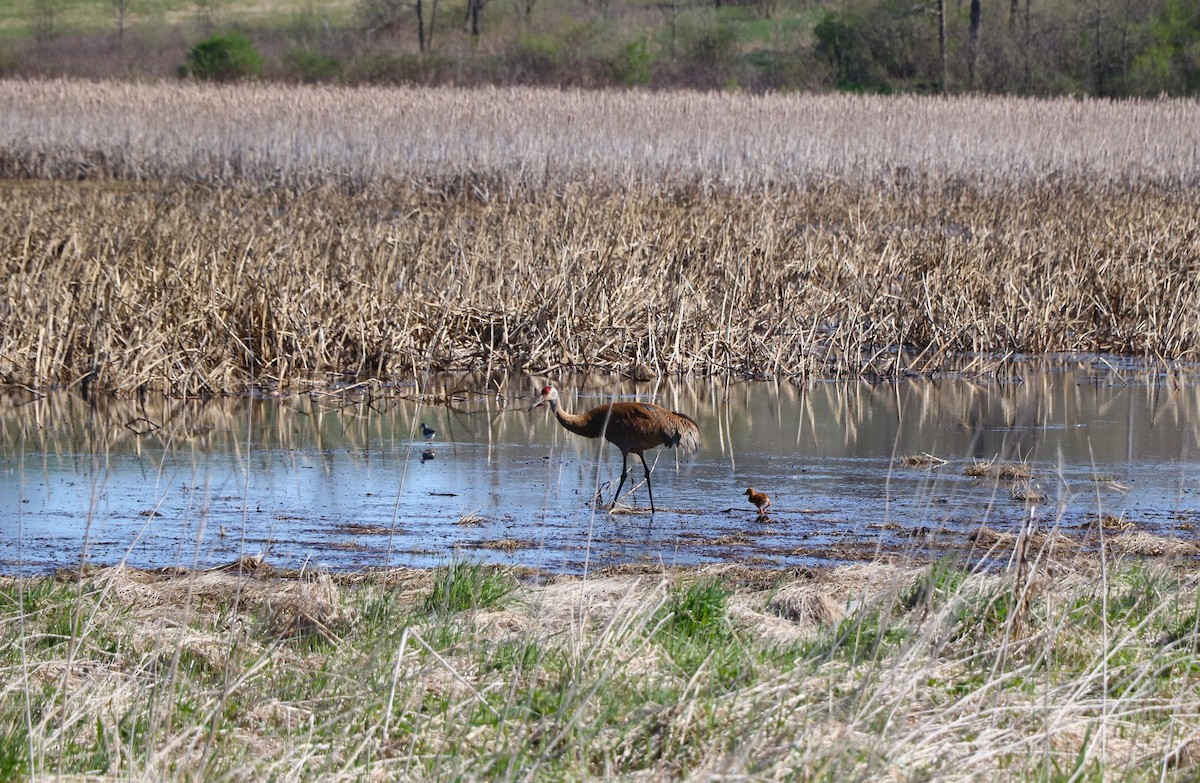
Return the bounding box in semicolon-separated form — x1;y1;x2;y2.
2;176;1199;396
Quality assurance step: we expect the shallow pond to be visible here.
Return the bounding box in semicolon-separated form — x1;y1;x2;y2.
3;358;1199;574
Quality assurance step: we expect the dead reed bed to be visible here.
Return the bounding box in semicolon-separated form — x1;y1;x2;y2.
2;82;1200;191
3;175;1199;394
4;553;1200;781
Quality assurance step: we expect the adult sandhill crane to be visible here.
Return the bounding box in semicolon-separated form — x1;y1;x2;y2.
744;487;771;519
529;385;700;513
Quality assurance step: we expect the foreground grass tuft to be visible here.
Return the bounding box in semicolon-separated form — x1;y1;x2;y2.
424;559;517;614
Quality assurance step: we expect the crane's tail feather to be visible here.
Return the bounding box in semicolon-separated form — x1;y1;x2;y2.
666;412;701;454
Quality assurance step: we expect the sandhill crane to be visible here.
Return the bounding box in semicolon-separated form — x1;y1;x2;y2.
420;422;437;439
744;487;771;519
529;385;700;513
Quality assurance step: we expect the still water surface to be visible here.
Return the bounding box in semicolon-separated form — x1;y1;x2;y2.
3;359;1199;574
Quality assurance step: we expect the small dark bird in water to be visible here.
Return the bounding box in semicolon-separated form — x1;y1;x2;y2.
745;487;771;519
421;447;436;462
420;422;437;439
529;385;700;513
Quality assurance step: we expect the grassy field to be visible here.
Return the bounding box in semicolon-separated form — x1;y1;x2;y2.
3;547;1200;781
0;0;353;42
2;84;1199;395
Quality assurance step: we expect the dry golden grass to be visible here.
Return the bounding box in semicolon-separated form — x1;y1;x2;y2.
2;83;1200;394
2;82;1199;191
3;177;1199;395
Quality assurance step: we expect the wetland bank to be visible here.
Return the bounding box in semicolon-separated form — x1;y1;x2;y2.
3;83;1200;780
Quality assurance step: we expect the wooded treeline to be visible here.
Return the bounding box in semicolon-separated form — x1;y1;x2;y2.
4;0;1198;96
817;0;1200;96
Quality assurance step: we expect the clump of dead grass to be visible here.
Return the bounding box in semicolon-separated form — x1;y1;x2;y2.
1092;512;1138;531
1010;481;1048;503
898;452;948;467
965;458;1035;481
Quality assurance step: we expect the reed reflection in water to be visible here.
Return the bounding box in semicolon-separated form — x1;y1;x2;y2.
2;359;1198;574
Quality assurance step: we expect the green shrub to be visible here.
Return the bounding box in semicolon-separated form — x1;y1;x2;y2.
1129;0;1200;96
684;22;736;64
813;3;933;93
611;37;652;85
512;32;561;73
180;32;262;82
283;48;342;83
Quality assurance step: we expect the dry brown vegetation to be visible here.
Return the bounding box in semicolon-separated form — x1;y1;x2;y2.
3;177;1199;395
898;452;948;467
964;459;1036;481
5;550;1200;781
1;83;1199;396
3;82;1199;189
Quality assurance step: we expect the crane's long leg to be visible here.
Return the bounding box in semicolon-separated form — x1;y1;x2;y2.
609;451;630;511
639;452;655;513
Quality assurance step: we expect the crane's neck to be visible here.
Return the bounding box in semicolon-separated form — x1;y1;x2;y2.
547;397;603;439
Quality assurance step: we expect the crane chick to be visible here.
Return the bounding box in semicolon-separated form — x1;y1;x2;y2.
744;487;771;520
529;385;699;513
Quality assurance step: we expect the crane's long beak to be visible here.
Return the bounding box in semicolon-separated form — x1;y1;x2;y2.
528;396;546;412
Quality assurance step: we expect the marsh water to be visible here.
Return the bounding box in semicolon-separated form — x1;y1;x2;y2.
3;358;1199;575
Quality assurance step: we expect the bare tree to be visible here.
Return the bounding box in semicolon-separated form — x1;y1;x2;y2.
426;0;439;50
512;0;536;27
32;0;61;45
656;0;679;58
419;0;440;51
359;0;437;51
416;0;426;49
194;0;221;34
358;0;405;38
582;0;613;21
967;0;982;87
464;0;487;39
937;0;947;92
111;0;133;46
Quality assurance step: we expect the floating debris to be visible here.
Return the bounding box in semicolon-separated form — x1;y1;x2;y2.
965;459;1034;481
898;453;948;467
